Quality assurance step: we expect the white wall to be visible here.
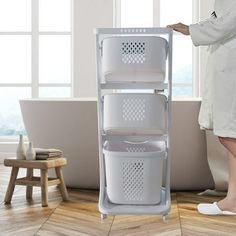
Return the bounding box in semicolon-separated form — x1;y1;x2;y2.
73;0;113;97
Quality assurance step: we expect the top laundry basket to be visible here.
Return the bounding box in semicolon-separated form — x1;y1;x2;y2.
101;36;168;83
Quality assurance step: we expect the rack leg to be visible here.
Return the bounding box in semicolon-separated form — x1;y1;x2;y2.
162;214;169;223
101;213;107;220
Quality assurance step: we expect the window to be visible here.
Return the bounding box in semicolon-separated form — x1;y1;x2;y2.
0;0;72;137
120;0;153;28
115;0;199;97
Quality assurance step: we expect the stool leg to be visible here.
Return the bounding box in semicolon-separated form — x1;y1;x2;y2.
40;169;48;207
26;168;33;200
4;167;19;204
55;167;69;201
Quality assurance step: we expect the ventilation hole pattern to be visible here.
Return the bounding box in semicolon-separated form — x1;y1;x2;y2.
122;162;144;201
122;98;146;121
122;42;146;64
126;147;146;153
120;28;146;33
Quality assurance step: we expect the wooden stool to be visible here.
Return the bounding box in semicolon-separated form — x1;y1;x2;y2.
4;158;69;207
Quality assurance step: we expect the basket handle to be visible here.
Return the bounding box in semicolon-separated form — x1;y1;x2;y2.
124;140;148;145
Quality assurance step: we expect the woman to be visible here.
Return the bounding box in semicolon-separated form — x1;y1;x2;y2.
168;0;236;215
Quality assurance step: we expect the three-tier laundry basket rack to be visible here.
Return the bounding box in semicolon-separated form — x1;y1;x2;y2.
95;27;173;222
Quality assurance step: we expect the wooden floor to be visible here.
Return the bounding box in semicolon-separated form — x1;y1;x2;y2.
0;164;236;236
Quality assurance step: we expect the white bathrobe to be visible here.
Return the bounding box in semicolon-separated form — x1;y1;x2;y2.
189;0;236;138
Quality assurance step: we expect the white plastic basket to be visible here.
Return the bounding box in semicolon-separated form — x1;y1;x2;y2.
101;36;168;83
103;140;165;205
103;93;167;135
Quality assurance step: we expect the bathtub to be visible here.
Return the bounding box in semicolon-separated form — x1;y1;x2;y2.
20;98;99;189
20;98;215;190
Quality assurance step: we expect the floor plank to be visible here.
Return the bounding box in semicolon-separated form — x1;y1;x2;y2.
0;187;61;235
36;190;114;236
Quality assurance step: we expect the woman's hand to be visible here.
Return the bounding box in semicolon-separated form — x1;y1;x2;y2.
167;23;190;35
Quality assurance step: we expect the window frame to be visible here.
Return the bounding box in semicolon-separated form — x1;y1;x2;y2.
114;0;200;97
0;0;73;143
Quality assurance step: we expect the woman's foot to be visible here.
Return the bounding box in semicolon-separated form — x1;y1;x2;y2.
197;202;236;215
217;197;236;213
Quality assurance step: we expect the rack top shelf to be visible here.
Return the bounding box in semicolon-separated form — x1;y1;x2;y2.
94;27;173;36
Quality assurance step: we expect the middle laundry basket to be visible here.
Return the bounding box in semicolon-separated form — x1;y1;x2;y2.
103;140;166;205
103;93;167;135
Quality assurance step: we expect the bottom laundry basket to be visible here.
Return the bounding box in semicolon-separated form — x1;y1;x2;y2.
103;141;166;205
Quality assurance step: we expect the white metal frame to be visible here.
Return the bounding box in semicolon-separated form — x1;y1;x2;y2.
95;27;172;221
0;0;73;143
114;0;200;97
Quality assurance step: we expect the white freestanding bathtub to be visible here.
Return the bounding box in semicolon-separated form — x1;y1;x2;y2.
20;98;99;189
20;98;215;190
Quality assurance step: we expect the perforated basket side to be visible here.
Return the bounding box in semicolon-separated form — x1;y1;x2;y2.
104;141;165;205
122;41;146;64
101;36;168;83
122;161;145;202
104;94;167;135
122;97;146;122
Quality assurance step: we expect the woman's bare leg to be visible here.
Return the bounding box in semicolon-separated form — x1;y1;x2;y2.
217;137;236;212
219;137;236;157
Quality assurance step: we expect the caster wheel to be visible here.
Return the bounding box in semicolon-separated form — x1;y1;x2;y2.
162;214;169;223
101;214;107;220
